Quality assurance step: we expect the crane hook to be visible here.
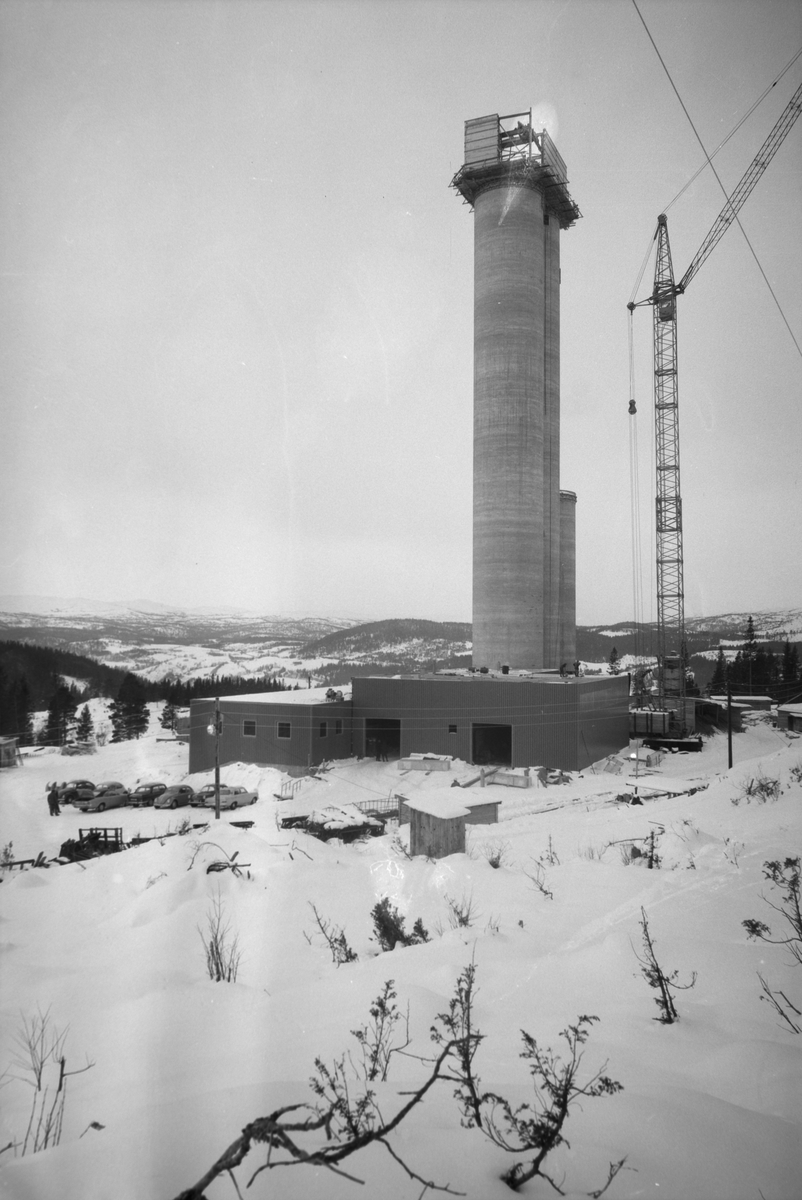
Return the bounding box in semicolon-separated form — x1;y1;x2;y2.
628;399;637;415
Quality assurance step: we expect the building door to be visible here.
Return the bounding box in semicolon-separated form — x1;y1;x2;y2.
365;718;401;760
472;723;512;766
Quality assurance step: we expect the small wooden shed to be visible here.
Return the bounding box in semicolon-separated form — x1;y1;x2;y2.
399;787;500;828
404;795;470;859
0;737;21;769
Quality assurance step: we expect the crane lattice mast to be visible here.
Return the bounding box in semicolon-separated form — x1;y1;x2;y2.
629;78;802;731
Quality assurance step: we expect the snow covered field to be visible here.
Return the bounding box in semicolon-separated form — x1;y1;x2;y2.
1;720;801;1200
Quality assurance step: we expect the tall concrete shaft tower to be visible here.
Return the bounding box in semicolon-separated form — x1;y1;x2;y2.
452;112;580;670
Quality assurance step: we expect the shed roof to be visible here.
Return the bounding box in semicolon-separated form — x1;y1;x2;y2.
404;795;470;819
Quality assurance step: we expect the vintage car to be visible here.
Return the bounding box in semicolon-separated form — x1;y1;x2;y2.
73;782;130;813
56;780;96;802
154;784;195;809
191;784;258;811
129;782;168;807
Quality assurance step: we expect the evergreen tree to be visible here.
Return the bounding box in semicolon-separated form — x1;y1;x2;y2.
109;673;149;741
43;684;78;745
708;647;728;696
740;616;758;692
782;641;800;683
75;704;94;743
160;701;177;732
608;646;621;675
12;677;34;745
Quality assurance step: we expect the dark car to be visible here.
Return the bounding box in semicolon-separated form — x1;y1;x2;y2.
57;780;96;803
129;782;168;807
154;784;194;809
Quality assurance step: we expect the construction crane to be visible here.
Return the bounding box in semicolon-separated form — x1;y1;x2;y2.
628;77;802;735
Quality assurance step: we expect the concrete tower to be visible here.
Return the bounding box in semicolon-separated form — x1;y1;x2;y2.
452;112;580;670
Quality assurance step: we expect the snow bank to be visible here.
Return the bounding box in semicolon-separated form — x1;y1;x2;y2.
1;722;801;1199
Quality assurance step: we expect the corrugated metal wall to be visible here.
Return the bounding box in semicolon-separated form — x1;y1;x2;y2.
575;676;630;769
352;675;625;771
189;697;352;773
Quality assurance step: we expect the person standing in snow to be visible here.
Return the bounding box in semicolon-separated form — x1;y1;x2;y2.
47;783;61;816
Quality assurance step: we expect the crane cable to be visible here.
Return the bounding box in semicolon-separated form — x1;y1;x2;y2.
627;308;645;667
631;0;802;359
627;46;802;307
664;44;802;215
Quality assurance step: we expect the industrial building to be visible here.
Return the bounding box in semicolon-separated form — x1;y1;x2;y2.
187;109;631;783
188;672;629;775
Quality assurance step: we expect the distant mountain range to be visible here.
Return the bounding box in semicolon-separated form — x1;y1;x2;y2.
0;597;799;690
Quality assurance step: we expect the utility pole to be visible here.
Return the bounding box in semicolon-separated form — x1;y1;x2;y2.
213;696;222;821
726;684;733;770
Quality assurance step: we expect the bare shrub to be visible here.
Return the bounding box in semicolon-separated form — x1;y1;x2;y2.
789;761;802;785
733;770;781;805
540;835;560;867
174;965;626;1200
581;844;605;862
199;893;241;982
743;856;801;1033
523;860;553;900
172;983;470;1200
1;841;13;869
390;832;412;860
444;892;477;929
723;838;744;868
308;903;358;965
430;965;626;1194
349;980;410;1082
633;908;696;1023
1;1008;94;1157
483;840;510;869
371;897;429;950
743;857;802;964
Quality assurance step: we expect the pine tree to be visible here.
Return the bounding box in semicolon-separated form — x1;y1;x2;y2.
708;647;728;696
608;646;621;675
75;704;94;743
740;616;758;692
43;684;78;745
782;641;800;683
160;701;177;732
110;673;149;741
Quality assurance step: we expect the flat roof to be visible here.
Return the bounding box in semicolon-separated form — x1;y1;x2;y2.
359;671;603;685
204;686;352;707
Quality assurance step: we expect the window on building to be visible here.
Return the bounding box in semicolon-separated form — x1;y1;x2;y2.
448;724;458;734
319;721;327;738
334;718;343;735
243;720;256;737
277;722;291;739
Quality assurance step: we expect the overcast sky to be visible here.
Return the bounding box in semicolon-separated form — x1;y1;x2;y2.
1;0;800;625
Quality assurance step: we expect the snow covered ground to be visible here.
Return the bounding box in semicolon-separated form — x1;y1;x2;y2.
1;720;801;1199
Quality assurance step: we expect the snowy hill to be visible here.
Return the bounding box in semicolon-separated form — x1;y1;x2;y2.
0;598;799;688
1;719;800;1199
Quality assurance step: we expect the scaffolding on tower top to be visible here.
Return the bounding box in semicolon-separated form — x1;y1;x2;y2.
450;110;581;228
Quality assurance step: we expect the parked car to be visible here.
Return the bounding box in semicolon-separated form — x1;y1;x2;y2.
154;785;194;809
57;780;96;803
129;782;167;807
73;782;130;813
192;785;258;811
